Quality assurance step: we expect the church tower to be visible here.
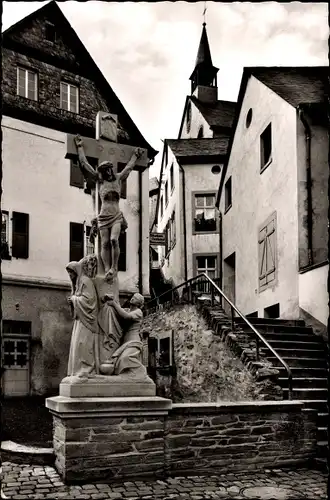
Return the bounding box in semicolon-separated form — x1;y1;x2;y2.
189;22;219;103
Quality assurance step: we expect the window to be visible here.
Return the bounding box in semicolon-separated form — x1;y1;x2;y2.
12;212;29;259
84;225;95;256
17;67;37;101
246;108;253;128
196;255;217;279
70;160;84;188
197;125;204;138
160;195;164;218
211;165;221;175
260;123;272;171
171;211;176;247
259;213;277;290
165;220;171;255
193;193;217;232
1;211;11;259
170;164;174;192
165;181;169;207
225;177;232;212
117;163;127;199
186;101;192;132
60;82;79;113
45;22;56;42
70;222;84;262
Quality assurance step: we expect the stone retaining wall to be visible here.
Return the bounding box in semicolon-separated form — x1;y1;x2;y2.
166;402;317;476
47;397;317;484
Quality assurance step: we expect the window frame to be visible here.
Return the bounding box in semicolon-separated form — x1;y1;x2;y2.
17;66;38;101
260;122;272;173
170;163;174;193
224;176;232;213
60;81;79;114
193;253;218;279
12;212;29;259
1;211;11;260
258;211;277;292
192;191;219;235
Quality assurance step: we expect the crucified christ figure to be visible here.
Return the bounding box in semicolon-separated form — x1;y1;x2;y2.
74;135;143;281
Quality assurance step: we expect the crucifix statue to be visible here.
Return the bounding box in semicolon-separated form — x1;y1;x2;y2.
66;112;146;282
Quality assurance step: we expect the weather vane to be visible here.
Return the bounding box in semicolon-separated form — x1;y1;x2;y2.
203;1;207;25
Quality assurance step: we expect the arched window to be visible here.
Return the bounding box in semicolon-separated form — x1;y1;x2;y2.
197;125;204;138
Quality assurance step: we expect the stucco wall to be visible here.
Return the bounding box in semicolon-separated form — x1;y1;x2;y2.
2;116;148;294
184;163;221;280
3;283;72;395
179;98;213;140
299;264;328;327
220;76;299;318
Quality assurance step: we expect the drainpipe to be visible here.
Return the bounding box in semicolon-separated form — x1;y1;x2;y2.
298;107;313;267
178;161;188;282
138;168;143;294
219;211;223;307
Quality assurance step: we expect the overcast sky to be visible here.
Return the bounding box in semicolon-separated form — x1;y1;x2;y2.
2;1;328;176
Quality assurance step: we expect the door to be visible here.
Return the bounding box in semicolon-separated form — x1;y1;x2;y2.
2;335;30;397
223;252;236;317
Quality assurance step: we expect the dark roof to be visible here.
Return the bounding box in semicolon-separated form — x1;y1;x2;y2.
195;23;213;68
250;67;328;107
191;97;236;129
167;137;229;158
216;66;329;207
2;1;157;160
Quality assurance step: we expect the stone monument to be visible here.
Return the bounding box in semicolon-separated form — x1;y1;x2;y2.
46;113;171;483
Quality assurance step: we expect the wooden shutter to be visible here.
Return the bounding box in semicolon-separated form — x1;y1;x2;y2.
118;231;127;271
12;212;29;259
259;215;276;287
70;160;84;188
117;163;127;199
70;222;84;262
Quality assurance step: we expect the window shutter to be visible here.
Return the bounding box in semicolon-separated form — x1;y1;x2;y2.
266;219;276;282
70;222;84;262
70;160;84;188
12;212;29;259
258;227;267;286
117;163;127;199
118;231;127;271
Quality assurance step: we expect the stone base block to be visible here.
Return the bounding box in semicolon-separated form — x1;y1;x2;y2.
59;375;156;398
45;396;172;483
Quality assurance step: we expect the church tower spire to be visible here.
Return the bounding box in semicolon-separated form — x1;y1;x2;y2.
189;22;219;102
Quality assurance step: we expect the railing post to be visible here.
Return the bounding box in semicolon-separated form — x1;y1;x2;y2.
171;289;174;306
210;286;214;307
231;306;235;331
256;337;259;361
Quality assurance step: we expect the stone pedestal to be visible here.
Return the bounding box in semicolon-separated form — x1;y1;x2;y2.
59;375;156;398
46;396;172;484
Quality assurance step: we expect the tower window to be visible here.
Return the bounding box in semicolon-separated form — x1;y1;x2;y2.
197;126;204;138
186;101;192;133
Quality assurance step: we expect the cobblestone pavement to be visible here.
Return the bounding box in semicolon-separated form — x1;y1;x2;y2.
1;462;328;500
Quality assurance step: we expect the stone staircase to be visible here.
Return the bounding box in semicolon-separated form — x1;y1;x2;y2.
234;317;329;461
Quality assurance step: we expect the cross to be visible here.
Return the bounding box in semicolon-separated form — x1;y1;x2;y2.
66;111;148;255
203;1;207;24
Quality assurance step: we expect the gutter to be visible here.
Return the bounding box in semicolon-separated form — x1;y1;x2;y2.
178;160;188;282
298;107;313;267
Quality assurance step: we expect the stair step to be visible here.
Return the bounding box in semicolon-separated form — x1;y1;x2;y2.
302;400;329;412
317;441;329;458
235;318;305;327
268;356;327;368
278;377;328;388
261;348;325;358
282;387;328;399
263;340;323;350
277;367;328;378
317;413;330;427
238;324;313;334
318;427;328;441
260;332;321;343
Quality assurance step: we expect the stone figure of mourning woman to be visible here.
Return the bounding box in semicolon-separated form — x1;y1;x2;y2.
61;254;98;384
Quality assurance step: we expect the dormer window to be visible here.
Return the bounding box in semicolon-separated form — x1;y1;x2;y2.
45;22;56;43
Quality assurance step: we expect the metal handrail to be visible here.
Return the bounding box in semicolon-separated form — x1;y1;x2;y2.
146;273;293;400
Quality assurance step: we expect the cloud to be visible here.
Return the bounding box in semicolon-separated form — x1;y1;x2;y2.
2;1;328;175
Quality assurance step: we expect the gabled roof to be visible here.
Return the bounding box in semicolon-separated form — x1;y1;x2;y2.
216;66;329;207
249;67;328;107
167;138;229;157
2;1;157;160
177;96;236;138
191;96;236;129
